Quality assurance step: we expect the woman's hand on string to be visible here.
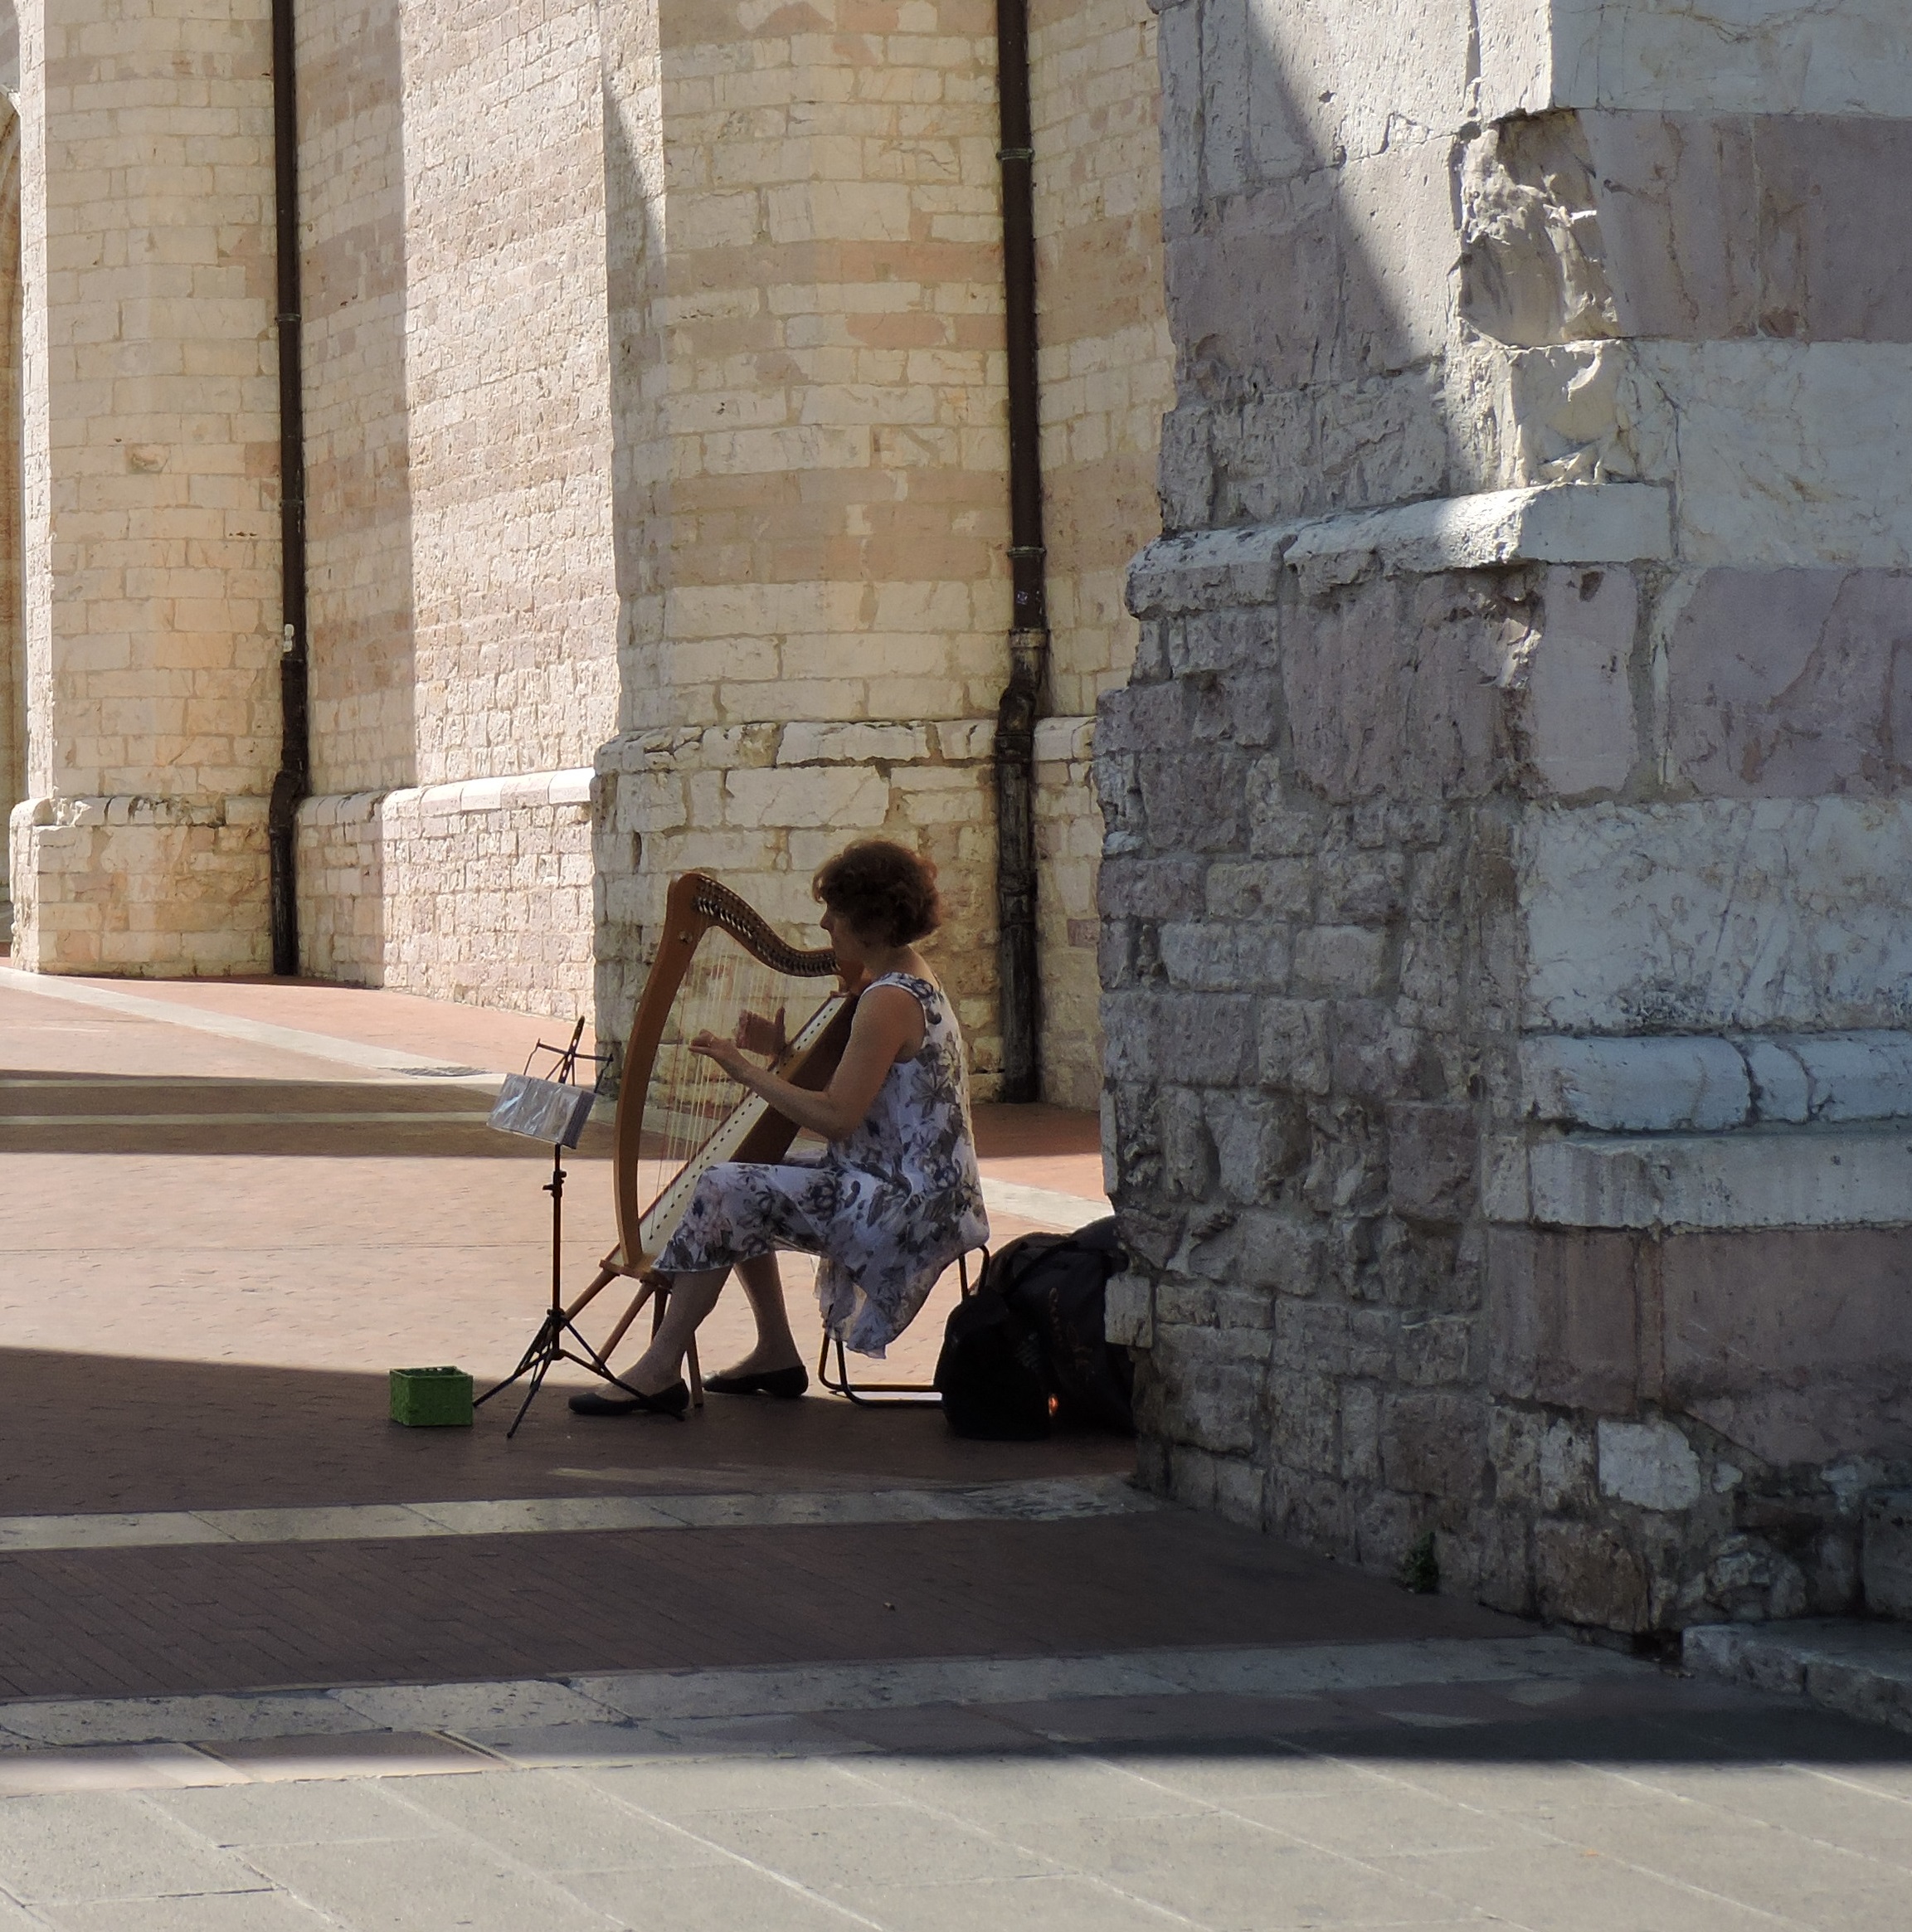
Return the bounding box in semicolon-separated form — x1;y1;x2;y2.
732;1005;787;1060
685;984;920;1142
689;1031;754;1080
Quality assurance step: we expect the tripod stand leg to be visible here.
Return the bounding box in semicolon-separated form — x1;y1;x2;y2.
505;1347;552;1439
474;1309;561;1410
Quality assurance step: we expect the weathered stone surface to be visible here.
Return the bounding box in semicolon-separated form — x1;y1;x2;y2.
1540;0;1912;120
1520;1128;1912;1234
1486;1228;1638;1413
1282;576;1506;805
1534;1520;1652;1632
1661;1230;1912;1466
1666;570;1912;797
1598;1419;1702;1513
1116;0;1912;1641
1519;800;1912;1034
1510;1028;1912;1136
1518;1035;1750;1132
1862;1491;1912;1619
1386;1105;1475;1226
1686;1619;1912;1737
1644;343;1912;568
1501;565;1638;797
1379;1391;1488;1501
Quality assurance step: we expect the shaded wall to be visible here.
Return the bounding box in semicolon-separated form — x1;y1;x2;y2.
1107;0;1912;1633
1029;0;1170;1108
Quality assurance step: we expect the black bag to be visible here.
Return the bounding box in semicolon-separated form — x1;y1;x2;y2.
992;1218;1134;1433
932;1284;1051;1440
933;1218;1134;1439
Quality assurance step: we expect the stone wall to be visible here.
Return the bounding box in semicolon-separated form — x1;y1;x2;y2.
593;0;1010;1081
0;0;1158;1106
1029;0;1170;1109
0;103;22;942
298;0;413;796
1033;714;1101;1108
399;0;618;787
293;0;619;1009
1109;0;1912;1633
7;0;280;974
297;770;594;1019
596;720;998;1079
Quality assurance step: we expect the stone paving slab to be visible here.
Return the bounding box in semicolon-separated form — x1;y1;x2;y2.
0;1348;1140;1519
0;1636;1637;1756
0;1474;1151;1555
15;976;1912;1925
2;1660;1911;1931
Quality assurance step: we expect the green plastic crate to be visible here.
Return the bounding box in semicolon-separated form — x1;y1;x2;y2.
389;1365;474;1427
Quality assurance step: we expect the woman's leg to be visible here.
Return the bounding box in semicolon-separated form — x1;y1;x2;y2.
724;1252;803;1375
624;1267;727;1393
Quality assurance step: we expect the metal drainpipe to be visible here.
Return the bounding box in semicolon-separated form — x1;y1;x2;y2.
991;0;1048;1104
267;0;309;976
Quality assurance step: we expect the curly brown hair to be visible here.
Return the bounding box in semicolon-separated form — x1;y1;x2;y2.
812;839;943;948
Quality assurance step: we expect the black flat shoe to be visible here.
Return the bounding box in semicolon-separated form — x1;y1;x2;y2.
703;1365;809;1399
567;1380;689;1419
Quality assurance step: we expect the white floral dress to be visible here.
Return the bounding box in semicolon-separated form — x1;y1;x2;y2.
652;972;990;1355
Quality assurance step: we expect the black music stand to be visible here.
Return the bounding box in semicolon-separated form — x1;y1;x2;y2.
473;1019;633;1438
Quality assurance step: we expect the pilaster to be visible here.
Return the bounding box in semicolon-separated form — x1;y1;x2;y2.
8;0;280;974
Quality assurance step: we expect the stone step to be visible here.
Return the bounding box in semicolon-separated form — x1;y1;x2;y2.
1684;1619;1912;1735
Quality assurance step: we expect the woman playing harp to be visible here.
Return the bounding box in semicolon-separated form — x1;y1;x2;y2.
571;839;990;1417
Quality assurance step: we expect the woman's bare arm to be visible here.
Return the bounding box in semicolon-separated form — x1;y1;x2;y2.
689;983;926;1141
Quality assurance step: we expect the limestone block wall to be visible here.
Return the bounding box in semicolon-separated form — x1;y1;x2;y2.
1030;0;1169;722
293;0;620;1010
0;105;22;940
596;719;998;1077
1033;713;1100;1109
297;770;594;1018
1111;0;1912;1634
618;0;1007;738
399;0;618;786
593;0;1168;1100
7;0;280;974
298;0;412;796
1028;0;1170;1108
592;0;1014;1075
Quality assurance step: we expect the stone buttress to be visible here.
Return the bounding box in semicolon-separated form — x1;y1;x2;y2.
8;0;280;974
1106;0;1912;1631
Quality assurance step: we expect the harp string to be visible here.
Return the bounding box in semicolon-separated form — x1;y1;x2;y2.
631;925;830;1234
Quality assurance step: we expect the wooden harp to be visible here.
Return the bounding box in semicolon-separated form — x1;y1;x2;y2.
565;872;857;1396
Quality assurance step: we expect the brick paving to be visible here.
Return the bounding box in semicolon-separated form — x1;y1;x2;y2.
0;1512;1515;1704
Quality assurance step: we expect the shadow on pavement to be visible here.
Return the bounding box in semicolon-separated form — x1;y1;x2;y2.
0;1068;587;1161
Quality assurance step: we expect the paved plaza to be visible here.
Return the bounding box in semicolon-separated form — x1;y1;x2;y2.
3;972;1912;1930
